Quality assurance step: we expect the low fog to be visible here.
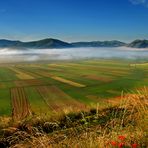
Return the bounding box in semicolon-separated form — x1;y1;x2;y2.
0;47;148;63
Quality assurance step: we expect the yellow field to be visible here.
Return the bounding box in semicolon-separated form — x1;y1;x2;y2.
16;73;34;79
35;70;86;87
16;67;42;78
9;67;35;79
130;63;148;66
51;76;86;87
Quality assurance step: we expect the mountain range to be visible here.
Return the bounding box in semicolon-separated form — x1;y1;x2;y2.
0;38;148;49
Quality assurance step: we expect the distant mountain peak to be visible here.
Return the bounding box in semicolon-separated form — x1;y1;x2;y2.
0;38;148;49
128;39;148;48
0;38;72;49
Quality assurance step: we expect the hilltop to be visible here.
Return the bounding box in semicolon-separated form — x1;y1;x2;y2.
127;39;148;48
0;38;72;49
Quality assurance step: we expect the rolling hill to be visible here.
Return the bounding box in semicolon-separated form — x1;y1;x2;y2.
0;38;73;49
71;40;126;47
127;39;148;48
0;38;148;49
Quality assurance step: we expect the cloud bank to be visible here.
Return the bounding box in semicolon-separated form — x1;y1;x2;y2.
0;47;148;63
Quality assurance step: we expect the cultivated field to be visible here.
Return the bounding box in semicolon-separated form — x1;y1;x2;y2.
0;59;148;119
11;87;31;120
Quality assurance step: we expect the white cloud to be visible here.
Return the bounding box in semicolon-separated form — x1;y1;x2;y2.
129;0;148;7
130;0;145;4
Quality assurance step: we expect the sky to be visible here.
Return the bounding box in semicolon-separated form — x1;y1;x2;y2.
0;0;148;42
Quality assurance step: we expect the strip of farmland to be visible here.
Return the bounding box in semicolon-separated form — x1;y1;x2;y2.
33;70;86;87
8;67;35;79
0;67;18;81
16;66;42;78
36;86;86;112
51;76;86;87
0;89;11;116
14;79;46;87
11;87;31;120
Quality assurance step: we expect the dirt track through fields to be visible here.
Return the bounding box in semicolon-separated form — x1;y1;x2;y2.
11;87;31;120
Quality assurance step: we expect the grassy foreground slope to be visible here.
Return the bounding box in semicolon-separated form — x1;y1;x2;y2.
0;88;147;148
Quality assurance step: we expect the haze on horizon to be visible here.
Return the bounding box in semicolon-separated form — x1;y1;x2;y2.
0;0;148;42
0;47;148;63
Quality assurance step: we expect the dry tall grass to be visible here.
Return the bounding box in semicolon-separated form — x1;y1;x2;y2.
0;88;147;148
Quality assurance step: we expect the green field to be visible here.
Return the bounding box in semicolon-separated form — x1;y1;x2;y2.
0;59;148;118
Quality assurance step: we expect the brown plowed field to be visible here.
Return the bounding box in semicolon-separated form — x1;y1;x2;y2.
11;87;31;120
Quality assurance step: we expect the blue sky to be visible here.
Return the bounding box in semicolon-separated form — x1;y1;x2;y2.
0;0;148;42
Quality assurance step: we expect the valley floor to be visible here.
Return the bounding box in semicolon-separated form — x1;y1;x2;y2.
0;59;147;147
